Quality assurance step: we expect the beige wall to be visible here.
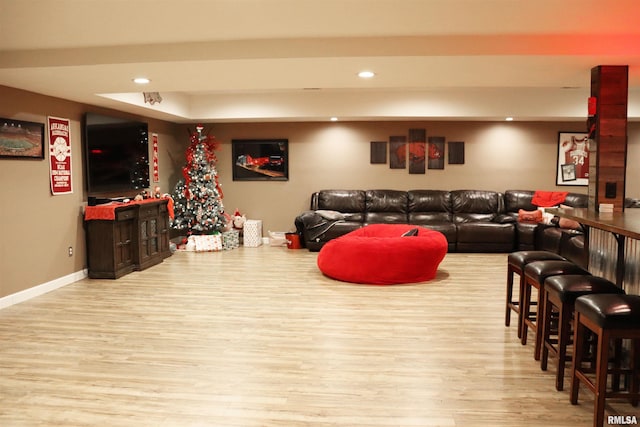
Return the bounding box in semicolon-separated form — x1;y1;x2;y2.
207;121;640;234
192;121;622;234
0;86;179;299
2;84;640;300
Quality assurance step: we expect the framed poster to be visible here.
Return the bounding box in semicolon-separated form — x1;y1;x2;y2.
370;141;387;164
556;132;589;186
48;116;72;195
448;141;465;164
408;128;426;174
0;118;45;159
427;136;445;170
389;135;406;169
232;139;288;181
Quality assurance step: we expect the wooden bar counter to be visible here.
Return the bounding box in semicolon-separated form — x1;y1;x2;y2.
548;207;640;295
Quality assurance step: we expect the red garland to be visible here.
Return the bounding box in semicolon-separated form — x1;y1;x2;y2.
182;128;222;200
215;175;223;199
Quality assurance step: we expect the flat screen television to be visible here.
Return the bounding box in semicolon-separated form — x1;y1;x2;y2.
83;113;150;196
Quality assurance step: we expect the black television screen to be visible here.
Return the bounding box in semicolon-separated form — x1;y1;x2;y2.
83;113;150;195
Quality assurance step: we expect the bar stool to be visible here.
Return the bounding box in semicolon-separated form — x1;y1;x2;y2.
570;294;640;427
506;251;566;338
521;260;589;360
540;275;624;391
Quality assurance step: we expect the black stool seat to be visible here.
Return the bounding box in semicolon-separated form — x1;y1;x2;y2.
546;275;625;303
571;294;640;427
524;260;588;281
508;250;566;267
575;294;640;329
540;275;624;391
505;251;566;338
522;260;589;360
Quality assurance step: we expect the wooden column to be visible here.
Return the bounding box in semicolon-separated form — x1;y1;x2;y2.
588;65;628;212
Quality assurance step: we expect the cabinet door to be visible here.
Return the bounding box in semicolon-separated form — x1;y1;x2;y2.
138;217;158;265
114;219;134;268
137;202;162;269
158;202;170;255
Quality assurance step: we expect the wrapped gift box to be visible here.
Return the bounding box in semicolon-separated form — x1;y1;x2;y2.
243;219;263;247
222;230;240;250
192;234;223;252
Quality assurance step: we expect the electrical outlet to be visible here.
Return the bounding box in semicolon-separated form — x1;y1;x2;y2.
68;246;73;257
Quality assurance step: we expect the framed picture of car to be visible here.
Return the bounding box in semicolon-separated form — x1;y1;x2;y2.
232;139;289;181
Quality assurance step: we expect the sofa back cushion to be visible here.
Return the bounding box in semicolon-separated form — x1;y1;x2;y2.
504;190;537;213
315;190;366;222
407;190;452;223
451;190;504;223
364;190;408;224
563;192;588;208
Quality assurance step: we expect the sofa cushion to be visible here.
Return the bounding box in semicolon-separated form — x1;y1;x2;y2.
316;190;366;223
559;231;588;269
562;192;588;208
456;222;515;252
410;222;457;252
504;190;537;213
535;225;563;253
451;190;504;223
407;190;452;223
516;222;538;250
364;189;408;224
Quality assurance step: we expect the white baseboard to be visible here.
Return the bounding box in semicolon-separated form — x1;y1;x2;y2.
0;269;88;310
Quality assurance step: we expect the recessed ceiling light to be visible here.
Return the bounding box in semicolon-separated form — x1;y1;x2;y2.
358;71;375;78
330;117;338;121
505;117;514;121
133;77;150;84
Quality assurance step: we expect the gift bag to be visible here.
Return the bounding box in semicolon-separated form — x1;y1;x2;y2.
243;220;263;247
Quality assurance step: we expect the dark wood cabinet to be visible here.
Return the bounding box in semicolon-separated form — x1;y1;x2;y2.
85;199;171;279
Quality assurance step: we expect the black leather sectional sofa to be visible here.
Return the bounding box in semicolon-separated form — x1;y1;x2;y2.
294;189;590;267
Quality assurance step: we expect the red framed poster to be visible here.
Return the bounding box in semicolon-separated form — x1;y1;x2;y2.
48;116;72;195
556;131;589;186
152;133;159;182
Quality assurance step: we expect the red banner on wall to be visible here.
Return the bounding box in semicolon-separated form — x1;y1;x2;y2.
152;133;159;182
48;116;72;195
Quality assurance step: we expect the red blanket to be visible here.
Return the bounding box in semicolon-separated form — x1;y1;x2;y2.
84;197;174;221
531;191;568;207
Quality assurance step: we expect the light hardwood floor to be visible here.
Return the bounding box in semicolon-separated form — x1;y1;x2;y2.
1;247;638;426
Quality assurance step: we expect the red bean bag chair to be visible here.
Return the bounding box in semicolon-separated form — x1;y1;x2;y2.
317;224;448;285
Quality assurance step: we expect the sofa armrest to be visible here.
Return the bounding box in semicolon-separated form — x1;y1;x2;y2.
295;210;355;249
494;214;516;224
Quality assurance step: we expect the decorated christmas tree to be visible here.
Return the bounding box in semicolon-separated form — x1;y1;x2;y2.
171;125;227;235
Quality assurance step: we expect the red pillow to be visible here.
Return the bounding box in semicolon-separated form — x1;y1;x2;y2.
518;209;543;223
